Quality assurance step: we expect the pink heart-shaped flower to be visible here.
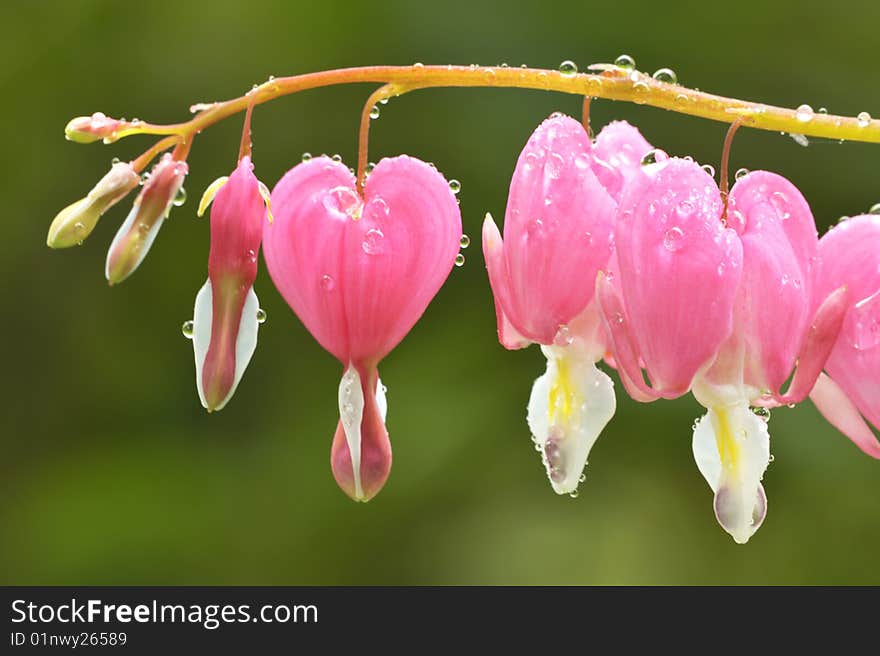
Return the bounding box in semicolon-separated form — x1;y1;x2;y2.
263;155;462;367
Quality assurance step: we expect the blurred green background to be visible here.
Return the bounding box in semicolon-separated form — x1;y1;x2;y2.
2;0;878;585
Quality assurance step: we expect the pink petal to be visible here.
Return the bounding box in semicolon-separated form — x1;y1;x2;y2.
482;214;530;349
590;120;654;201
777;285;848;404
613;158;742;397
814;215;880;432
711;171;818;391
342;156;462;364
596;271;659;402
810;373;880;459
496;114;616;345
263;157;353;362
264;155;461;366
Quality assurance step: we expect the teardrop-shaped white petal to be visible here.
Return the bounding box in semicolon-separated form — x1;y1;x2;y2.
692;402;770;544
527;345;616;494
337;367;389;500
191;279;260;411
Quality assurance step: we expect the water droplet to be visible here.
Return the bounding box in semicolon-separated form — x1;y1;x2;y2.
332;154;342;163
256;308;267;324
663;226;686;252
459;234;471;248
365;196;390;220
701;164;716;178
869;203;880;215
545;153;565;179
181;320;194;338
734;167;749;181
614;54;636;70
727;210;747;233
632;81;650;104
455;253;466;267
362;228;385;255
111;157;121;166
837;215;850;225
796;104;814;122
301;152;312;162
413;62;424;68
321;274;335;291
789;133;810;147
652;67;677;84
73;221;85;233
558;60;578;76
578;473;586;483
640;148;668;166
568;490;579;499
554;324;573;346
172;186;187;207
369;105;380;119
818;107;828;114
448;179;461;195
366;161;376;174
769;191;791;220
323;186;363;218
857;111;871;127
676;200;695;218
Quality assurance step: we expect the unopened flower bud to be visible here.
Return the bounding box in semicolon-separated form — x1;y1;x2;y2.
47;161;140;248
105;153;188;285
64;112;124;144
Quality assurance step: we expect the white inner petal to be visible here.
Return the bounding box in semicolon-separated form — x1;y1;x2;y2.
527;345;616;495
338;366;366;500
191;279;260;411
692;401;770;544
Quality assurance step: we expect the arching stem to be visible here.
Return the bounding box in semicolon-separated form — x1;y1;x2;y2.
131;136;180;172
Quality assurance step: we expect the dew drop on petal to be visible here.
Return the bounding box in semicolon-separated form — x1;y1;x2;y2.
558;60;578;76
321;274;335;291
568;490;580;499
256;308;267;324
701;163;716;178
459;234;471;248
869;202;880;215
614;54;636;70
362;228;385;255
652;67;677;84
663;226;686;252
301;152;312;162
332;154;342;163
455;253;466;267
553;324;573;346
181;320;194;339
735;167;749;181
796;104;814;122
448;179;461;195
676;200;695;218
770;191;791;220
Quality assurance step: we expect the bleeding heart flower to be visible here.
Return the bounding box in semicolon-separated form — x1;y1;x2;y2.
809;215;880;459
483;115;651;495
263;155;462;501
599;159;847;543
188;155;270;412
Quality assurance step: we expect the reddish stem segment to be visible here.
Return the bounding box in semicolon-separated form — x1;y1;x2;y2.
239;92;257;161
357;84;397;196
720;118;743;208
581;96;592;137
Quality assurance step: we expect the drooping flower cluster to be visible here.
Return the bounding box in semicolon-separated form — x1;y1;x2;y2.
485;114;880;543
48;102;880;538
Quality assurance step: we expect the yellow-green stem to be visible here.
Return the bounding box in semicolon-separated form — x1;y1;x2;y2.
104;64;880;145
